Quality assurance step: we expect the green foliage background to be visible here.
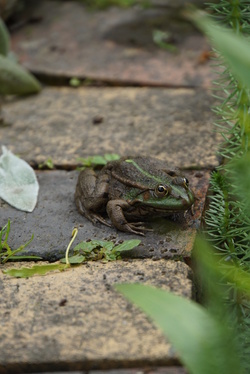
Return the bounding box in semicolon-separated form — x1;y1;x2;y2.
118;2;250;374
194;1;250;371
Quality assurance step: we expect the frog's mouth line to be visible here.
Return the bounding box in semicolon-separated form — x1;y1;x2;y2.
132;189;194;210
130;203;194;215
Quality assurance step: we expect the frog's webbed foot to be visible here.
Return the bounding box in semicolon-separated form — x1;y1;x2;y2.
75;194;111;228
124;222;153;236
106;200;149;236
129;222;153;232
88;212;112;228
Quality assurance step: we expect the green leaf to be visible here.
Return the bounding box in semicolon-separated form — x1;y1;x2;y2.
153;30;177;52
6;255;42;261
0;219;10;252
38;158;54;170
116;284;242;374
191;11;250;90
194;236;250;297
113;239;141;253
61;254;85;264
90;240;114;250
104;153;120;162
69;77;81;87
3;263;67;278
0;18;10;56
0;55;41;95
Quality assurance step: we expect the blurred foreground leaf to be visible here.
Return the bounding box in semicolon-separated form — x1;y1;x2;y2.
116;283;242;374
0;54;41;95
191;11;250;90
0;17;10;56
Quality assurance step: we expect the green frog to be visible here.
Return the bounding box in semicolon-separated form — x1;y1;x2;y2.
75;156;194;236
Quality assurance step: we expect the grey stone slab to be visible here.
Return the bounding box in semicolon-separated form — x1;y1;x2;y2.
0;259;192;373
10;1;213;88
0;87;220;169
0;169;209;261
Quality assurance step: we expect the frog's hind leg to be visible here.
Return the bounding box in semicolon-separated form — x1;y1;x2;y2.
106;200;147;236
75;168;111;227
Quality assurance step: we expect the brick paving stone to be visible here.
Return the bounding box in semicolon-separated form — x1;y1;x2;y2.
0;87;220;169
10;0;214;88
0;259;192;373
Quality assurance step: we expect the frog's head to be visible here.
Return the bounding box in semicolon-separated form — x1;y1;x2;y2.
124;159;194;213
127;175;194;213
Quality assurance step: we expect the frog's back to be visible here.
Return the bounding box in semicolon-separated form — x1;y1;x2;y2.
114;156;175;184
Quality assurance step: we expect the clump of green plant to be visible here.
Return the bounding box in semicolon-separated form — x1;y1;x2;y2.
117;6;250;373
152;30;177;53
61;239;140;264
0;220;40;263
77;153;120;170
193;2;250;370
203;1;250;266
2;225;141;278
38;158;55;170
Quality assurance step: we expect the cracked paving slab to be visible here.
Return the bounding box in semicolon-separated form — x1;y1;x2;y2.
0;259;192;373
0;169;209;261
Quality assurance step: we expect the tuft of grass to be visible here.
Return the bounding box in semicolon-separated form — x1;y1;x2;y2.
0;220;41;263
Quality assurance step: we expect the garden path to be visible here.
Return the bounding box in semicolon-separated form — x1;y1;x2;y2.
0;1;219;373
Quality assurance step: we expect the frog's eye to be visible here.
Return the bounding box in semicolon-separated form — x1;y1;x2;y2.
183;178;189;187
155;184;169;197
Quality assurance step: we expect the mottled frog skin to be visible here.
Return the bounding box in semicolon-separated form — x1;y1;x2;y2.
75;156;194;235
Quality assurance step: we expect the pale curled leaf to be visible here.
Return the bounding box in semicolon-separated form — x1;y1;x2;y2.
0;146;39;212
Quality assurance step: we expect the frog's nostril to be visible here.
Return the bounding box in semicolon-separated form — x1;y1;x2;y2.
182;197;192;207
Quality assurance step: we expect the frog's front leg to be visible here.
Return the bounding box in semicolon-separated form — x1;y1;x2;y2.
75;168;111;227
106;199;148;236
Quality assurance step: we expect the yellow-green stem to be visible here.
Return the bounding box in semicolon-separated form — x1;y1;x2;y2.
65;228;78;266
